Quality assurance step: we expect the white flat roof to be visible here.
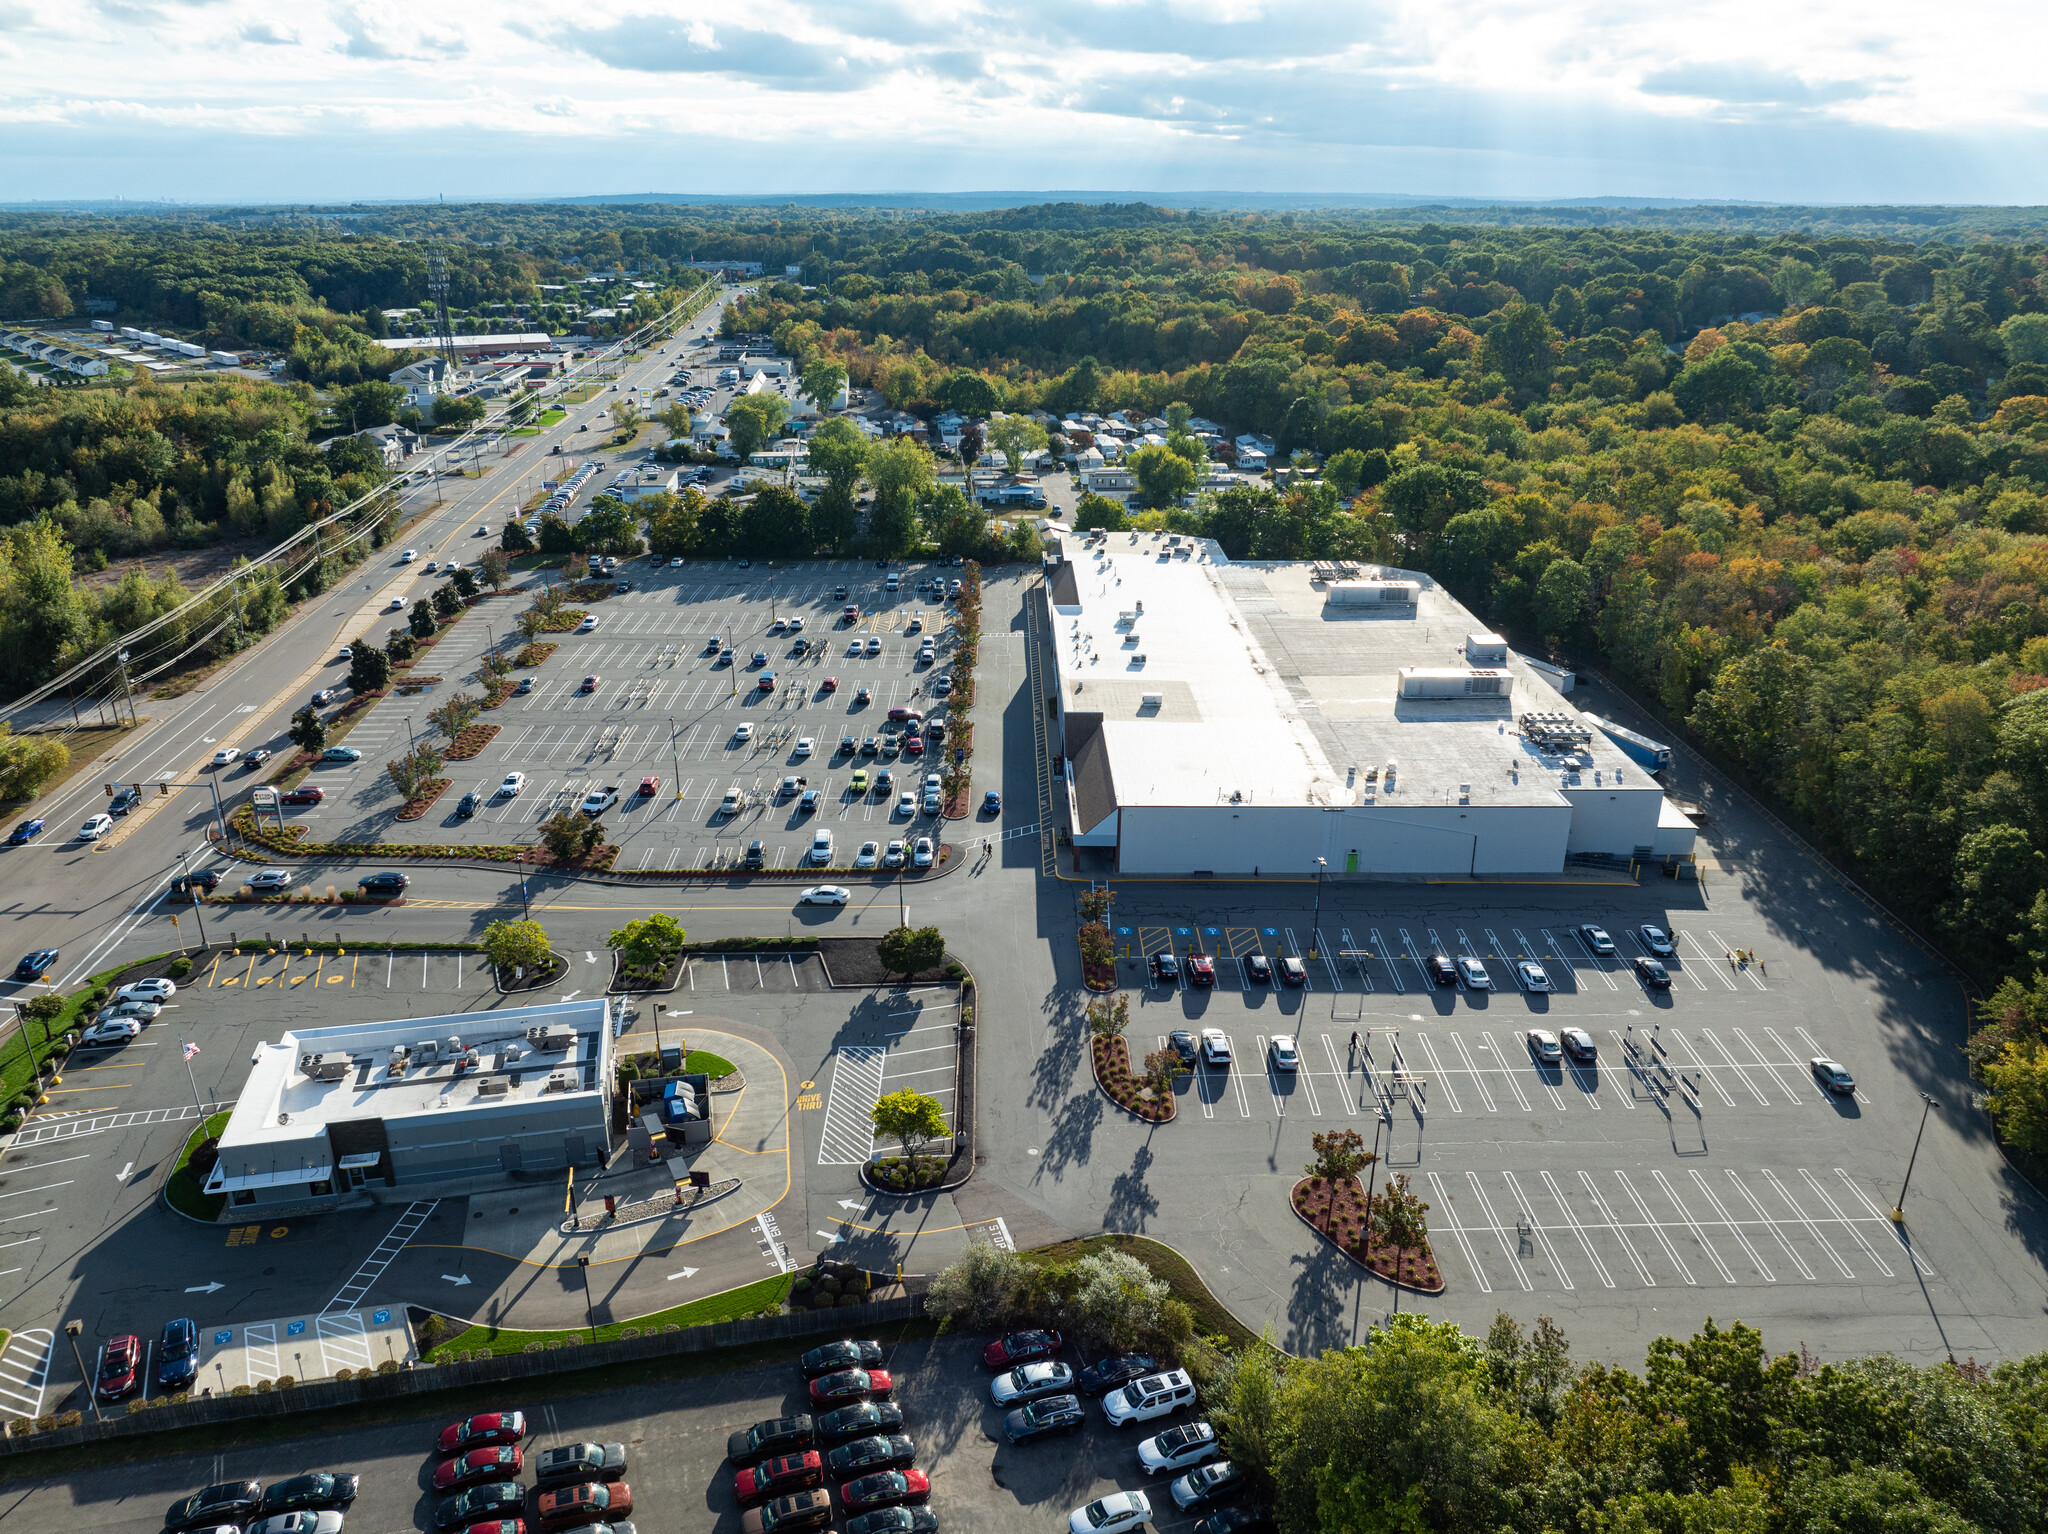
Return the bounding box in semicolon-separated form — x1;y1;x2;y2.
1054;533;1657;813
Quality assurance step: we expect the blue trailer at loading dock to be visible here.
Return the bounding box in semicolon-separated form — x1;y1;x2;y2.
1581;712;1672;772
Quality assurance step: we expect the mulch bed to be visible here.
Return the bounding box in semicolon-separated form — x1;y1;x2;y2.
395;777;452;821
1083;958;1117;991
1292;1175;1445;1293
481;681;515;709
863;1156;950;1195
816;937;955;987
514;642;559;666
445;723;501;760
608;951;687;993
497;955;570;992
538;609;590;633
1092;1035;1174;1123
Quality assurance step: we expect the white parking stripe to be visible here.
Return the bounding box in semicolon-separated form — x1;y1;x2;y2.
1425;1172;1491;1293
1688;1169;1775;1280
1501;1170;1575;1289
1651;1170;1738;1283
1464;1171;1533;1290
1540;1169;1615;1287
1613;1170;1695;1283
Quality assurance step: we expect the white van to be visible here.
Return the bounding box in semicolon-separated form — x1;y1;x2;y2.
810;829;835;864
885;573;900;592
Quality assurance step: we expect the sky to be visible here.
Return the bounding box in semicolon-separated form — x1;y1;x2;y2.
3;0;2046;206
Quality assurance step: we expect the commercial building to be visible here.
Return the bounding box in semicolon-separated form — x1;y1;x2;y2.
206;998;615;1219
1048;529;1698;877
376;332;551;358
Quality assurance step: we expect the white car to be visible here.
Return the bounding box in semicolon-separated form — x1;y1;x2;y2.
990;1360;1074;1406
578;616;599;632
1199;1029;1231;1067
337;646;352;661
911;836;934;869
794;737;814;758
580;786;620;814
79;1019;142;1047
247;869;292;890
79;813;114;840
734;723;754;742
401;548;417;562
787;616;805;632
1457;955;1492;988
1067;1491;1151;1534
1103;1369;1197;1426
1639;924;1676;956
847;640;864;656
1138;1421;1220;1477
1527;1029;1563;1064
670;557;684;568
865;636;882;655
1517;960;1552;991
211;747;240;766
798;886;849;906
387;596;405;611
499;771;527;797
895;791;916;818
115;978;177;1002
883;839;906;868
249;1513;345;1534
853;841;880;869
1580;924;1616;955
1268;1034;1299;1071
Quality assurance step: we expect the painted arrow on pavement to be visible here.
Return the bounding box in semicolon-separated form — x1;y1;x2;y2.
836;1199;863;1210
441;1274;473;1286
666;1268;700;1281
185;1281;224;1294
815;1230;843;1243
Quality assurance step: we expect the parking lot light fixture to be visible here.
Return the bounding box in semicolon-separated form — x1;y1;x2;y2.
64;1320;103;1422
1310;857;1328;959
576;1253;596;1341
1891;1092;1938;1222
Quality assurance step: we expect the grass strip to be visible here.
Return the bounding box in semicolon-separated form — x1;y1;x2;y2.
424;1272;793;1359
1;951;175;1104
164;1111;231;1221
0;1312;936;1483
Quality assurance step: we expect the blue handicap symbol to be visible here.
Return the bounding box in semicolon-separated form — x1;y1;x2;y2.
1263;927;1279;936
372;1309;391;1324
1116;926;1132;936
1204;926;1220;936
1175;926;1191;936
213;1330;233;1345
287;1320;306;1337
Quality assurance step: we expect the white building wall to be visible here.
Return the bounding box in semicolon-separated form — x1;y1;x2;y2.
1116;800;1572;876
1560;783;1666;856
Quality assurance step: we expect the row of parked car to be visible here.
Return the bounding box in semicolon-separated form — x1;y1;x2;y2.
162;1472;361;1534
427;1410;639;1534
722;1338;927;1533
977;1330;1266;1534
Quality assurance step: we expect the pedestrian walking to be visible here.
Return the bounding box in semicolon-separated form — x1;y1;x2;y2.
1350;1029;1361;1057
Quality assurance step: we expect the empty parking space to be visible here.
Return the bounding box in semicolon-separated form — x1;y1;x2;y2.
816;988;960;1166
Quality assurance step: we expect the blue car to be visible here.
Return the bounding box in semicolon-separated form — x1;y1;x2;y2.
158;1318;198;1391
7;818;44;845
13;949;58;982
982;790;1001;815
320;746;362;763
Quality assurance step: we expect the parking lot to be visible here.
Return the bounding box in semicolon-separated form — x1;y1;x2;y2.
304;562;980;873
0;1330;1242;1534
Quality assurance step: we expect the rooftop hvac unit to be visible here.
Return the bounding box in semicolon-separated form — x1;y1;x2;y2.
414;1039;440;1064
299;1052;352;1082
1465;632;1508;664
544;1069;579;1094
527;1023;577;1050
1326;580;1419;607
475;1077;511;1098
1140;692;1163;709
1399;667;1506;699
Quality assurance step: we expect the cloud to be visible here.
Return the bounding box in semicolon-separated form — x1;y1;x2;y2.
555;15;859;87
239;20;297;45
1639;63;1878;112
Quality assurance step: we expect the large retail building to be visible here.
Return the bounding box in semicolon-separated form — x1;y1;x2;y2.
1048;529;1698;877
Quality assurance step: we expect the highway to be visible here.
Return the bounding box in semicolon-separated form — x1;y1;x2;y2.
0;289;736;1000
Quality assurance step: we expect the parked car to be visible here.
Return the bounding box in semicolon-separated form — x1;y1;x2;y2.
838;1471;929;1513
438;1412;527;1455
171;868;223;894
1458;956;1491;988
1200;1030;1231;1068
1103;1370;1198;1427
1633;956;1671;989
1561;1028;1597;1062
1195;1507;1273;1534
577;616;600;633
1076;1354;1158;1398
1268;1034;1300;1071
1004;1393;1086;1442
1169;1461;1244;1512
498;772;527;797
117;977;178;1002
809;1368;891;1405
580;786;620;814
1518;961;1552;992
1150;952;1180;984
727;1417;815;1467
1168;1029;1197;1063
740;1490;831;1534
845;1510;937;1534
359;872;410;895
991;1361;1075;1406
1245;952;1271;984
1277;956;1307;987
736;1452;823;1508
1639;924;1676;956
1425;954;1457;986
1579;924;1616;955
433;1483;525;1530
814;1402;904;1446
320;746;362;763
1187;952;1216;987
166;1483;265;1531
435;1449;521;1492
250;1513;345;1534
535;1482;631;1531
457;792;480;818
246;869;292;891
1527;1030;1563;1064
96;1333;141;1401
580;676;601;693
801;1340;885;1378
983;1329;1062;1369
1812;1058;1856;1094
281;786;325;805
1138;1421;1221;1476
1066;1491;1151;1534
157;1317;199;1390
911;837;934;869
825;1434;915;1479
94;999;160;1024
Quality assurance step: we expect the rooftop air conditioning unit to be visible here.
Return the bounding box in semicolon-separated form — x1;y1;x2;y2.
415;1039;440;1064
299;1052;352;1082
1140;692;1163;709
527;1024;577;1050
475;1077;511;1098
544;1069;579;1094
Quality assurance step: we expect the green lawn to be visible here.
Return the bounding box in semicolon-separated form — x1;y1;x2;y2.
424;1272;794;1359
537;408;566;426
165;1111;231;1221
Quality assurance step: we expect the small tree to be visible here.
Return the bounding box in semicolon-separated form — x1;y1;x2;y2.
876;924;946;978
450;564;479;600
578;816;607;854
1143;1047;1188;1093
347;640;390;695
1078;922;1114;970
989;414;1049;473
1306;1127;1372;1184
427;691;483;741
1373;1173;1431;1272
515;606;545;641
385;627;416;664
386;741;445;802
531;583;568;621
478;547;511;590
480;918;552;971
871;1087;948;1163
612;399;641;437
432;583;460;619
607;912;687;973
539;811;592;861
563;552;590;583
500;520;535;554
926;1242;1030;1330
478;649;512;688
408;599;436;640
1078;887;1116;924
288;705;326;754
1085;993;1130;1040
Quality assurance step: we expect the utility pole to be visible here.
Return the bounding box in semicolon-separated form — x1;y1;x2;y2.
1891;1092;1938;1221
178;848;210;949
115;649;137;726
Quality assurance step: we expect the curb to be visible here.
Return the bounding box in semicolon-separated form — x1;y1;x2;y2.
556;1176;741;1235
1089;1035;1174;1124
847;954;978;1199
1288;1178;1445;1296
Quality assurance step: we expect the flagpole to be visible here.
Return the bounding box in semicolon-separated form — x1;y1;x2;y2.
181;1040;207;1120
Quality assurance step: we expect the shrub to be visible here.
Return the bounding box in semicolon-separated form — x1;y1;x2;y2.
275;1375;295;1389
255;1379;272;1393
167;956;193;978
57;1409;81;1428
8;1416;30;1436
230;1385;250;1396
525;1341;545;1354
839;1294;862;1307
335;1368;352;1381
662;1323;681;1334
377;1359;400;1374
620;1326;642;1339
33;1413;55;1432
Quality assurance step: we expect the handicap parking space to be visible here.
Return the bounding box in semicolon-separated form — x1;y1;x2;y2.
814;986;961;1168
343;561;970;872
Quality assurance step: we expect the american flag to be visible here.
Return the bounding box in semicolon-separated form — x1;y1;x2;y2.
183;1040;200;1061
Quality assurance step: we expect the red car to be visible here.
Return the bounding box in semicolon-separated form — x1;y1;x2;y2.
839;1471;930;1514
841;606;860;622
886;708;922;725
808;1368;892;1406
736;1452;823;1509
638;777;660;796
435;1447;524;1491
95;1333;140;1401
580;676;600;693
820;676;838;693
281;785;325;805
438;1412;527;1456
982;1330;1062;1370
535;1483;631;1531
1188;953;1216;987
902;736;925;758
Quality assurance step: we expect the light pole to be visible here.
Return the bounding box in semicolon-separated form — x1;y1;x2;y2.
178;849;209;950
669;718;681;797
64;1320;102;1422
652;1002;666;1064
1891;1091;1938;1222
1310;856;1327;959
575;1253;596;1341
